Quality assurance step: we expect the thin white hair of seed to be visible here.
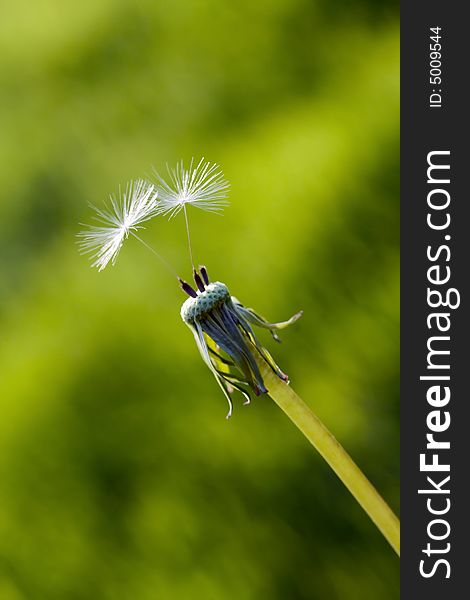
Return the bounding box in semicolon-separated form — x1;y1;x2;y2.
77;179;159;271
153;157;230;218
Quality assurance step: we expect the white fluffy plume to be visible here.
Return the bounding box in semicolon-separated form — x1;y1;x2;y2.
78;179;159;271
154;157;230;217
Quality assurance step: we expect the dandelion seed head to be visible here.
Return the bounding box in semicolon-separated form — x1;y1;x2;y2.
154;157;230;217
180;281;231;323
78;179;159;271
179;267;301;418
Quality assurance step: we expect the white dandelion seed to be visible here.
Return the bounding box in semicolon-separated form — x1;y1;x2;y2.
154;157;230;218
78;179;159;271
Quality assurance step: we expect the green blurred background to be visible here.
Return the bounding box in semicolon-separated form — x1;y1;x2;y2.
0;1;399;598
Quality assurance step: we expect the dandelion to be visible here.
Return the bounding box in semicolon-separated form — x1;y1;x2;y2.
179;266;302;418
78;158;400;556
178;266;399;554
78;179;160;271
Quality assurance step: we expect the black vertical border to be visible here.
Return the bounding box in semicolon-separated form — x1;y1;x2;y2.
401;2;468;597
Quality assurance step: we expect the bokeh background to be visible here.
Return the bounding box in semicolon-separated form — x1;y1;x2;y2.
0;1;399;598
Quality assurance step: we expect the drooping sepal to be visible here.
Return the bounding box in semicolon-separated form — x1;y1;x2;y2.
232;299;303;342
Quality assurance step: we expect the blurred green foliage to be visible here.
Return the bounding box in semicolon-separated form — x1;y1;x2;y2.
0;1;399;598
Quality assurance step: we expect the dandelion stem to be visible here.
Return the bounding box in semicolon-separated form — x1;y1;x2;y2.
257;358;400;556
183;205;195;268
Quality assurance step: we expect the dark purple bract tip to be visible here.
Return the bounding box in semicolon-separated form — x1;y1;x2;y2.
200;266;210;286
179;278;198;298
193;269;205;293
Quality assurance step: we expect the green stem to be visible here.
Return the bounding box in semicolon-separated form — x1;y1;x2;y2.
257;359;400;556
